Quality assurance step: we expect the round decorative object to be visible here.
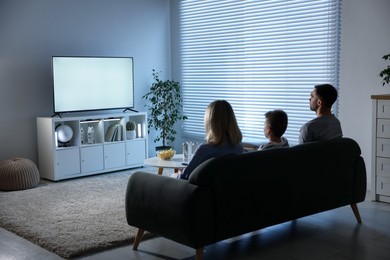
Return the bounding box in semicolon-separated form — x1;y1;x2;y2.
0;158;40;191
56;124;73;143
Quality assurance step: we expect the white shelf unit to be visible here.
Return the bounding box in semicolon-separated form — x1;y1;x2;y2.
37;111;148;181
371;96;390;203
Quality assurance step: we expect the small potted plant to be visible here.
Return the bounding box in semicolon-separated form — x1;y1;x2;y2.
126;121;137;140
379;53;390;87
143;69;187;151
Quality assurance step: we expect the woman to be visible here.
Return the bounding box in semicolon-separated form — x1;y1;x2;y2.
178;100;243;180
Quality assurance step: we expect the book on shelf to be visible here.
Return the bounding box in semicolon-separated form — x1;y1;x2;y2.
105;124;122;142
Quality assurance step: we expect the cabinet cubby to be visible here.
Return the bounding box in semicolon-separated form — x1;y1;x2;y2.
37;111;148;181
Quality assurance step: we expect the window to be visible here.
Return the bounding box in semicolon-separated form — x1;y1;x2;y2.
179;0;341;145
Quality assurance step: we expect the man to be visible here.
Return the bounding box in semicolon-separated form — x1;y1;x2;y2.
299;84;342;144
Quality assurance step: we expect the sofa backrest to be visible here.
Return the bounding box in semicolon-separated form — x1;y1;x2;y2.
188;137;366;241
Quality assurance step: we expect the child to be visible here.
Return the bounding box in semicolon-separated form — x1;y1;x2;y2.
258;109;289;150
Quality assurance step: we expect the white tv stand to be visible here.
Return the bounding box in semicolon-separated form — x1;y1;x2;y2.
36;111;148;181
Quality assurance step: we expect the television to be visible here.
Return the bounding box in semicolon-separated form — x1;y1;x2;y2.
52;56;134;113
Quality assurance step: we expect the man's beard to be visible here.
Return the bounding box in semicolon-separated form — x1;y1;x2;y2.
310;104;317;111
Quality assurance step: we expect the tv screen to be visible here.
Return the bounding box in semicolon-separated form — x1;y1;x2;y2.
52;56;134;113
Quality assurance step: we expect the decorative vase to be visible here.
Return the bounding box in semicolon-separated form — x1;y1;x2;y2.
87;126;95;144
127;130;136;140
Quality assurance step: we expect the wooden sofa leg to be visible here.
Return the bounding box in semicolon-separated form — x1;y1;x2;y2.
195;248;204;260
133;228;145;250
350;203;362;223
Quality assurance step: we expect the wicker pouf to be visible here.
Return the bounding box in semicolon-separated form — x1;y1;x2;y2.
0;158;40;191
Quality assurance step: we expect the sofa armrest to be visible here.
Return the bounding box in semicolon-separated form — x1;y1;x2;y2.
354;156;367;203
125;171;215;248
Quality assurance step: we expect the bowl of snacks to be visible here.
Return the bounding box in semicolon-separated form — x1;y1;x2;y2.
156;148;176;160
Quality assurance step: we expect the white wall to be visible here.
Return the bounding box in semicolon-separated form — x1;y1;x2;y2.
0;0;172;163
339;0;390;189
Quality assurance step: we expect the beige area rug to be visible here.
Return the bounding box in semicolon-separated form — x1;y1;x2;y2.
0;167;158;259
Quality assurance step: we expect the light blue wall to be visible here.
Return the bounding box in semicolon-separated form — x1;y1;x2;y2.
1;0;389;188
0;0;172;162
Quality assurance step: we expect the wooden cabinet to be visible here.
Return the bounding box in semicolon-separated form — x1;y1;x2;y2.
371;95;390;203
37;112;147;181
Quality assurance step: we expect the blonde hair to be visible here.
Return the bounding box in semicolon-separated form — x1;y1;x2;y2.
204;100;242;146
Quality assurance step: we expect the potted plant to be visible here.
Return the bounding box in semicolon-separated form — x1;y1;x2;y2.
126;121;137;140
379;53;390;86
142;69;187;150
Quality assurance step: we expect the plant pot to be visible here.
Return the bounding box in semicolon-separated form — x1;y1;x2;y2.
126;130;136;140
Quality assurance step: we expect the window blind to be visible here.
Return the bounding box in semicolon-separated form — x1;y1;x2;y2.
179;0;341;145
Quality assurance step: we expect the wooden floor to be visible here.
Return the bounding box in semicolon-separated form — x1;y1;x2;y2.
1;190;389;260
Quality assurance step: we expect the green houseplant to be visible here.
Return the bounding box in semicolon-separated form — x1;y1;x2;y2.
142;69;187;149
379;53;390;86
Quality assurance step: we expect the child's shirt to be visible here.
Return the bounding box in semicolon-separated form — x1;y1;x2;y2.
258;137;289;150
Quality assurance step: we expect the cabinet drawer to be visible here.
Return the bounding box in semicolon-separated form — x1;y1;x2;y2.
377;157;390;177
377;138;390;157
378;100;390;118
377;119;390;138
377;176;390;196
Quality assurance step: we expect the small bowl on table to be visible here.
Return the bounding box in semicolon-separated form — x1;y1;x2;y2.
156;149;176;160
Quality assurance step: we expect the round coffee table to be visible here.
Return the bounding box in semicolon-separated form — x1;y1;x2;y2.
143;154;188;175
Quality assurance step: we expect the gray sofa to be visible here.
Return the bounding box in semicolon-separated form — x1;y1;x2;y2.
125;137;367;260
